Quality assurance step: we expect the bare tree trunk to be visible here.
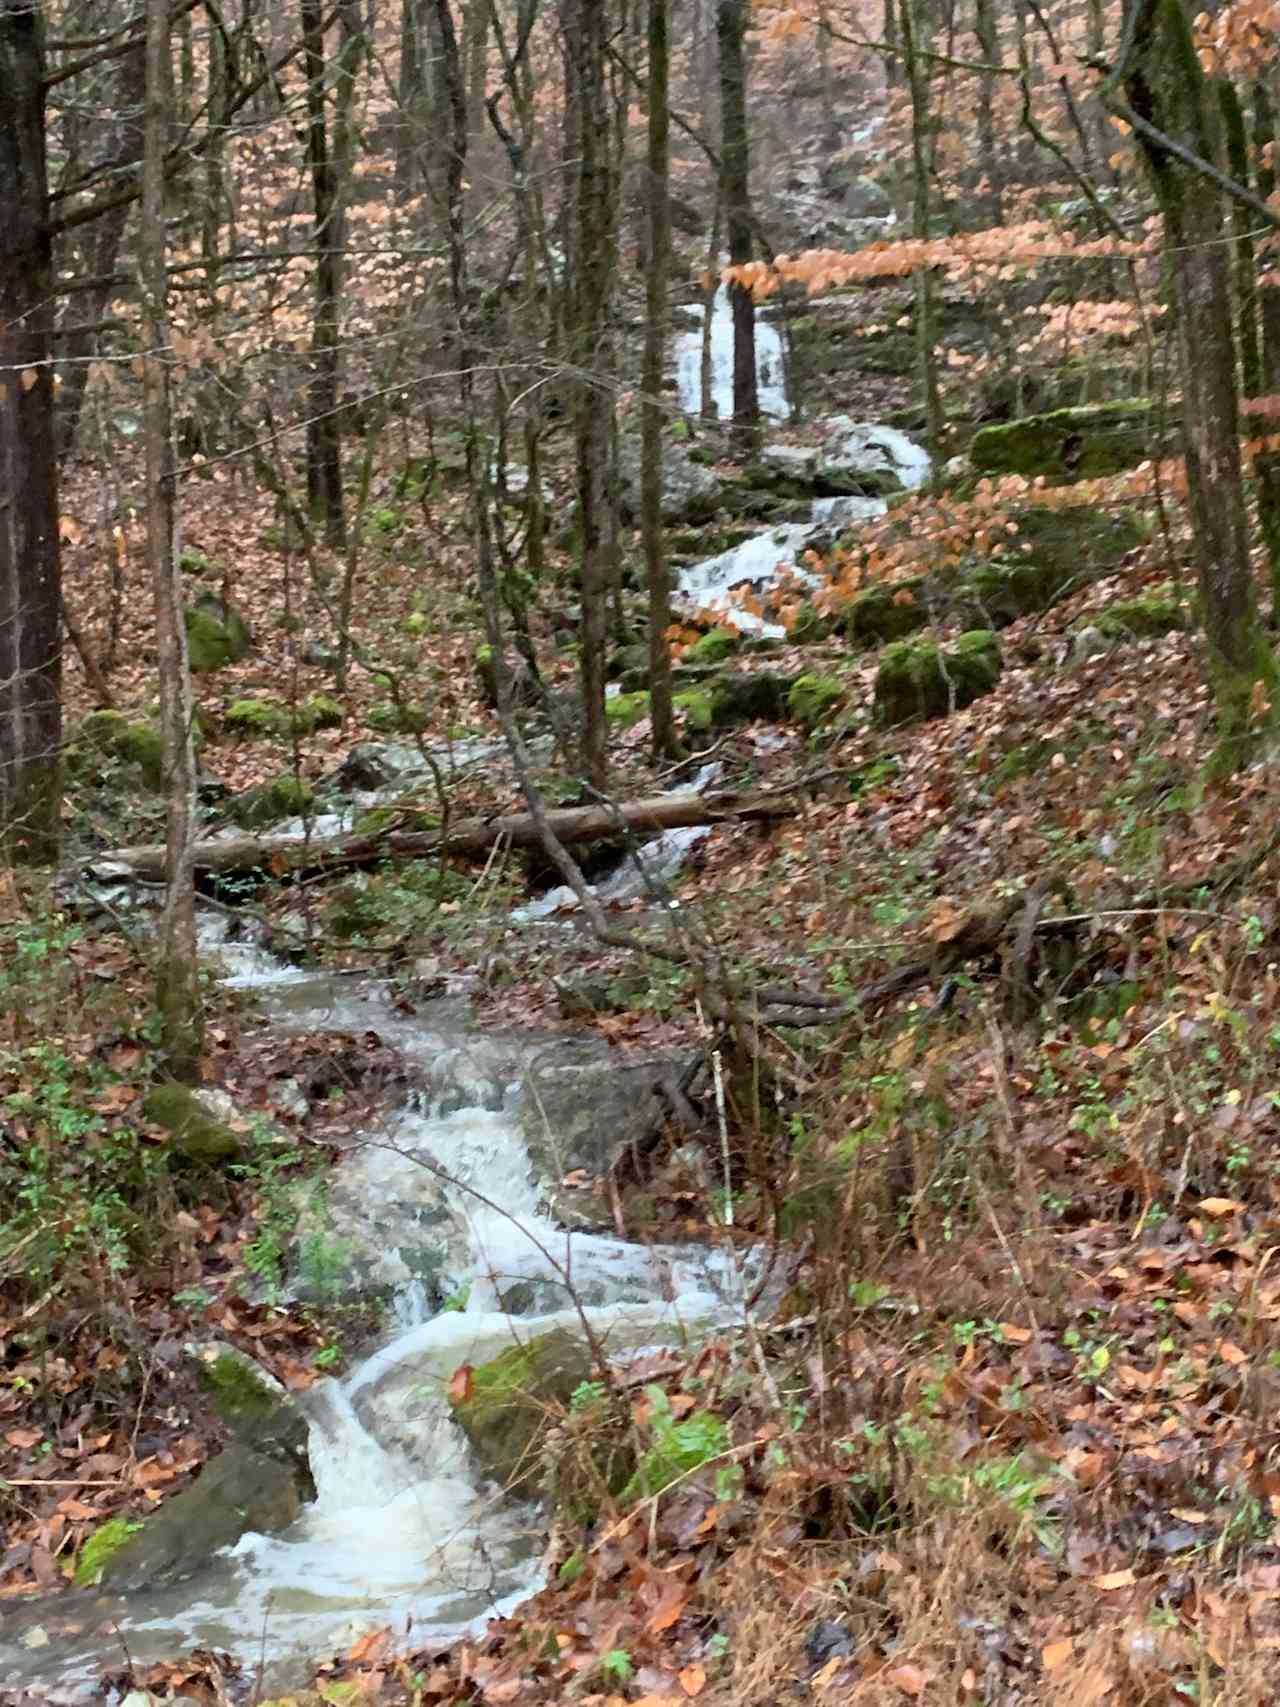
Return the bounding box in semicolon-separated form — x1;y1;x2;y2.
1252;80;1280;609
303;0;346;545
973;0;1001;218
563;0;615;789
1123;0;1278;771
0;0;61;863
643;0;676;759
718;0;758;452
143;0;202;1076
900;0;943;461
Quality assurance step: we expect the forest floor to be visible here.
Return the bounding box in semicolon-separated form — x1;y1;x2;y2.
10;356;1280;1705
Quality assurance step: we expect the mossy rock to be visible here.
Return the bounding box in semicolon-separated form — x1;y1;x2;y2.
952;558;1073;629
75;709;165;788
191;1343;312;1476
788;673;844;729
1090;588;1189;639
74;1516;144;1587
294;693;343;734
226;697;290;739
229;773;315;829
836;578;930;646
968;400;1170;484
366;700;430;735
684;627;742;666
450;1328;595;1490
707;670;796;726
475;642;498;708
605;690;651;727
608;640;650;685
787;601;838;644
95;1444;305;1592
352;797;440;834
143;1083;242;1161
998;504;1148;576
184;592;253;672
674;687;713;731
874;629;1003;725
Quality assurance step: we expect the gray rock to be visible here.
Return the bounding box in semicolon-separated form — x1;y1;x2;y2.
617;437;722;524
98;1445;304;1591
760;443;819;478
1071;624;1110;662
841;174;893;218
815;416;932;491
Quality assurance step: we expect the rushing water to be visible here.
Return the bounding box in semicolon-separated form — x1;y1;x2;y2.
0;944;752;1702
675;285;789;421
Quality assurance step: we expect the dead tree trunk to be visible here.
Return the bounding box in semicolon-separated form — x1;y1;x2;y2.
717;0;758;451
643;0;677;760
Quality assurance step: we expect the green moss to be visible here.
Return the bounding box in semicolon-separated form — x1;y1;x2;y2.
684;627;742;665
294;693;343;733
197;1352;280;1432
475;642;497;708
143;1083;242;1161
366;701;430;735
707;670;794;726
226;697;290;739
450;1329;594;1489
787;602;837;644
674;687;713;731
352;799;440;834
788;673;844;729
230;773;315;829
836;578;929;646
76;709;165;788
1091;588;1189;639
185;595;252;672
954;559;1071;628
74;1516;144;1586
605;690;651;727
874;629;1003;725
1000;504;1148;575
968;401;1167;483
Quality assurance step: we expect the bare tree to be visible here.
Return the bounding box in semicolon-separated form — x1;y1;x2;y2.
643;0;677;760
143;0;202;1075
717;0;758;451
0;0;61;863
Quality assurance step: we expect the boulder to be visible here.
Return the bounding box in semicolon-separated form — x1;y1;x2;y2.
142;1082;244;1161
788;673;845;729
184;592;252;672
190;1342;312;1484
449;1328;596;1490
73;710;164;789
617;437;723;524
837;578;930;646
1090;588;1189;640
874;630;1003;725
94;1444;304;1591
968;400;1172;483
228;773;315;829
815;416;932;492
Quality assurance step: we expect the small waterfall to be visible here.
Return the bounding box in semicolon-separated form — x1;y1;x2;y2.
675;285;790;420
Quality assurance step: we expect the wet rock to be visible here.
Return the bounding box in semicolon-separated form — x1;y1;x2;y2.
815;416;932;492
190;1342;312;1485
519;1048;694;1192
874;630;1003;725
337;740;429;790
96;1444;304;1591
184;592;252;673
450;1328;595;1490
617;437;723;524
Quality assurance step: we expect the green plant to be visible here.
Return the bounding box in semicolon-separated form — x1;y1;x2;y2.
599;1650;634;1685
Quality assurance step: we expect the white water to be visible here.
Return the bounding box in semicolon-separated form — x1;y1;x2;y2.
2;940;752;1702
675;285;789;420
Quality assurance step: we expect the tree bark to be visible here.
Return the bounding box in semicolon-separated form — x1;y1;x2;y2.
1251;80;1280;611
563;0;615;789
1123;0;1278;771
0;0;61;863
643;0;677;759
717;0;758;451
303;0;346;545
900;0;943;462
79;789;801;883
142;0;202;1077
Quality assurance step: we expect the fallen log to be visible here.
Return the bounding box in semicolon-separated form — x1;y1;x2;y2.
75;789;799;885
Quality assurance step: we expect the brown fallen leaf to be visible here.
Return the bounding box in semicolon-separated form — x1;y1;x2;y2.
1094;1568;1136;1590
1042;1638;1073;1671
885;1663;929;1696
678;1664;706;1698
448;1364;474;1406
1198;1197;1244;1218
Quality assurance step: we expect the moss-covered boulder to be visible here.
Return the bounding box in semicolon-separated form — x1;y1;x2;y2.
94;1443;305;1591
75;709;165;789
229;773;315;828
788;673;844;730
294;693;343;733
184;592;252;672
674;686;713;731
143;1082;243;1161
74;1516;144;1586
952;558;1073;629
968;401;1170;484
836;578;930;646
707;670;795;726
874;630;1003;725
605;690;651;727
1091;587;1189;639
450;1329;595;1490
366;700;430;735
226;696;290;739
191;1342;312;1481
997;504;1148;576
684;626;742;666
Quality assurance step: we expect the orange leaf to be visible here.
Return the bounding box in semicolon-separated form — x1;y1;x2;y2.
1042;1638;1073;1671
1094;1568;1136;1590
999;1322;1033;1344
347;1625;392;1663
448;1364;474;1405
679;1665;706;1697
1218;1340;1248;1366
885;1664;929;1696
1198;1197;1244;1218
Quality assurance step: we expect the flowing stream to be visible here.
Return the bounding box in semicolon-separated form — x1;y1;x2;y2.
0;948;755;1702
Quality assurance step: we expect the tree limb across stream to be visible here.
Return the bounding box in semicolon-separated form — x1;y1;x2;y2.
76;789;800;884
